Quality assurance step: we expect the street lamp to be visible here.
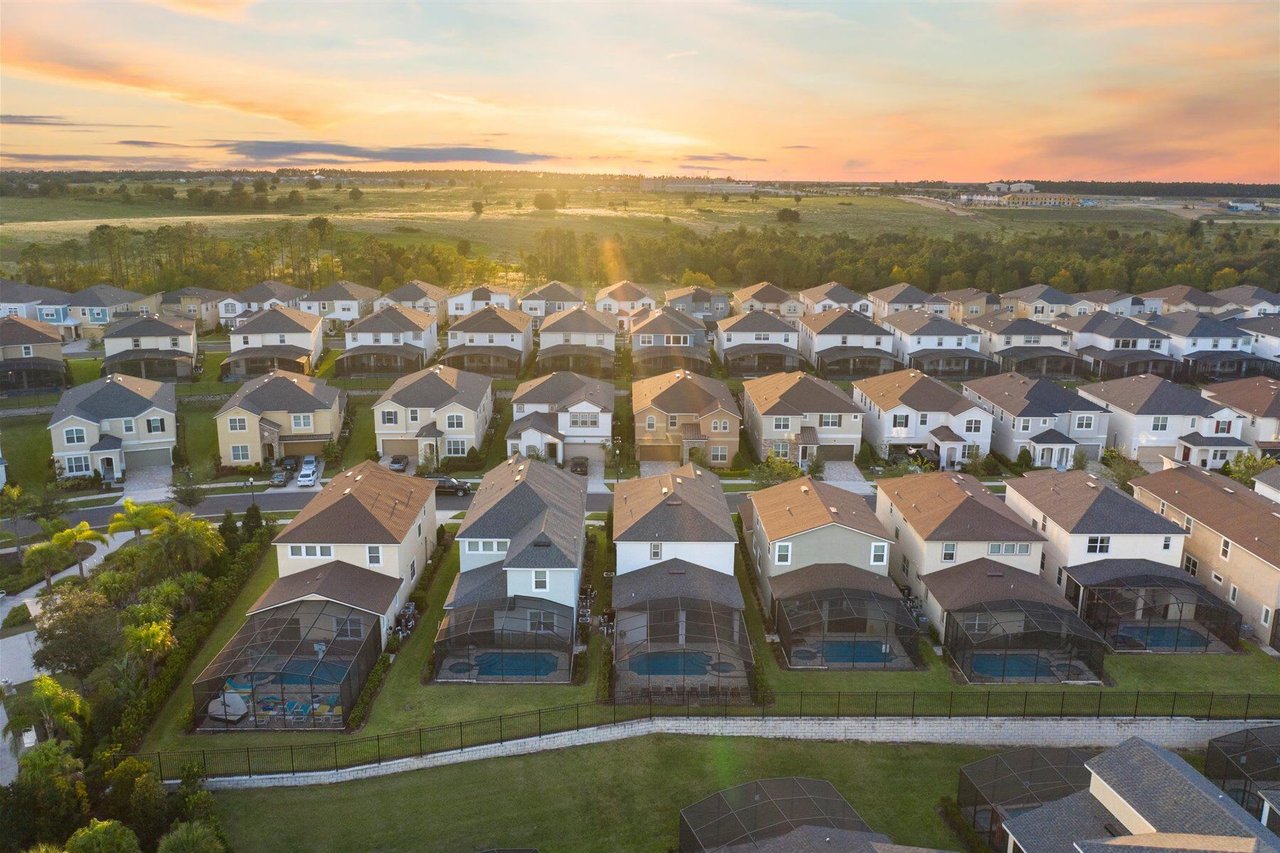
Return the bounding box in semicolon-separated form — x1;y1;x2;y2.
245;476;257;507
611;436;623;485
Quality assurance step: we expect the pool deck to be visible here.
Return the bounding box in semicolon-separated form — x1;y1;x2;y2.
435;648;573;684
614;642;752;702
961;651;1104;686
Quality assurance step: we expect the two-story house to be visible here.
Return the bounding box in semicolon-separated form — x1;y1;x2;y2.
440;456;586;683
866;282;930;322
730;282;805;323
66;284;160;340
536;305;616;376
298;280;380;332
0;315;68;393
1078;288;1157;317
881;310;993;378
796;309;896;379
519;281;584;327
1;281;81;341
101;315;198;380
853;369;992;469
798;282;872;316
1000;284;1090;319
1052;310;1179;379
633;369;740;467
1236;315;1280;363
374;280;448;319
1133;465;1280;650
964;312;1081;378
159;286;229;331
1141;284;1226;315
743;476;903;669
222;305;324;380
507;371;613;465
335;304;437;377
594;280;657;330
447;285;515;320
1141;311;1268;381
1216;284;1280;318
611;463;749;698
741;372;862;468
1203;376;1280;457
962;372;1109;466
1078;373;1251;469
664;285;729;322
373;364;492;465
217;280;306;329
440;305;533;377
630;306;711;376
215;371;346;467
49;373;176;481
714;310;801;374
937;287;999;323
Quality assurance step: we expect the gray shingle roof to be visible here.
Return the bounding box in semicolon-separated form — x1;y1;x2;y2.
51;373;174;423
733;281;793;304
103;314;195;338
799;282;863;304
1055;310;1168;339
1004;284;1080;305
234;280;307;304
512;371;614;412
1003;789;1123;853
236;305;321;334
249;560;401;617
217;371;341;417
458;456;586;569
966;313;1060;336
613;463;736;542
1144;311;1250;339
522;281;582;302
597;280;651;302
1007;470;1186;535
444;560;507;608
65;283;147;307
449;305;531;333
718;310;795;334
0;315;61;345
963;372;1104;418
345;304;435;334
921;559;1067;612
612;559;744;609
1063;558;1193;587
539;304;615;334
631;306;706;335
1140;285;1225;308
868;282;930;304
160;286;230;305
306;280;380;302
384;280;447;303
1078;374;1222;416
377;364;491;411
505;411;564;442
881;310;971;336
0;280;69;305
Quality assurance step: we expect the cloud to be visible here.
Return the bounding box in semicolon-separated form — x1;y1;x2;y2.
781;145;815;150
679;164;728;171
664;50;697;60
136;0;257;20
682;152;765;163
115;139;207;148
843;158;868;170
214;140;554;165
1;114;168;128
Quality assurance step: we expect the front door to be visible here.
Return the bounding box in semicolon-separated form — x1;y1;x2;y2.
100;457;115;482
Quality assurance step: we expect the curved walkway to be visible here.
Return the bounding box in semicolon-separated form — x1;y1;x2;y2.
0;531;136;624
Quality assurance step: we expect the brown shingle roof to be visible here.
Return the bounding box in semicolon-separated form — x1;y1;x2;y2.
1202;376;1280;419
513;371;614;412
854;369;972;415
767;563;902;601
881;310;970;337
633;369;740;417
1007;470;1186;535
1078;374;1221;416
748;476;889;541
921;559;1066;611
733;281;793;304
880;472;1043;542
1131;466;1280;566
236;304;321;334
743;372;858;417
249;560;402;616
596;280;652;302
868;282;929;304
0;315;60;345
276;460;435;545
449;305;531;333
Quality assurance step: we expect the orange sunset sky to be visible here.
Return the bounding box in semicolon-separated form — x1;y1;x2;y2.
0;0;1276;182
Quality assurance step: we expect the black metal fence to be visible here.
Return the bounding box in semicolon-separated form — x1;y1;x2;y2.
132;690;1280;781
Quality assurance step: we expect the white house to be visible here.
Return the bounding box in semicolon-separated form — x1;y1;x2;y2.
595;280;657;330
1077;289;1158;317
612;462;736;575
1140;285;1226;315
101;314;198;380
447;285;515;319
866;282;930;322
1052;310;1179;380
507;372;613;465
535;305;616;376
852;369;992;469
798;282;871;316
519;281;584;326
741;372;862;467
217;280;306;329
1141;311;1263;381
298;280;381;332
223;305;324;380
962;372;1109;466
49;374;176;482
714;310;801;374
1202;376;1280;456
336;304;437;376
880;310;993;378
963;313;1081;378
1236;315;1280;362
373;364;493;463
797;309;897;378
440;306;533;377
374;280;448;318
730;282;805;323
1216;285;1280;318
1000;284;1090;319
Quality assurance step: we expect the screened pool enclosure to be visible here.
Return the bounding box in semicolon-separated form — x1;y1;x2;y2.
1205;725;1280;821
614;595;753;702
957;746;1097;851
679;778;873;853
433;596;575;683
945;598;1106;685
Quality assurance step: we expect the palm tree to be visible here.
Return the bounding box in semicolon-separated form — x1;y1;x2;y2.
0;483;30;556
24;540;71;593
151;513;225;576
108;498;173;541
123;619;176;679
52;521;109;579
3;675;89;754
158;821;226;853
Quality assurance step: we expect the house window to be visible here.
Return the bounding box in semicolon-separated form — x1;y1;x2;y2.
381;410;398;425
773;442;790;459
775;542;791;565
532;570;549;592
367;546;382;566
1087;536;1110;554
650;542;662;560
1183;516;1193;534
446;414;464;430
773;417;790;431
333;616;363;640
289;544;333;558
169;336;179;348
1074;415;1094;431
1183;554;1198;577
146;417;165;434
892;414;909;429
1229;584;1238;604
711;420;729;433
961;444;980;460
21;344;32;357
1056;566;1064;585
231;445;250;462
645;415;656;431
942;543;956;562
820;414;840;428
569;412;599;428
277;334;287;345
754;332;770;342
64;455;91;475
445;439;467;456
228;417;247;432
711;445;728;462
409;409;419;423
1019;418;1031;432
638;335;653;346
1162;536;1172;550
64;427;86;445
292;414;312;430
122;419;134;434
1213;420;1232;435
1151;416;1169;432
988;543;1001;555
919;413;929;426
1211;572;1224;585
1221;538;1231;559
668;414;679;429
964;419;982;433
1262;607;1272;627
241;336;250;346
870;542;888;565
1158;500;1166;515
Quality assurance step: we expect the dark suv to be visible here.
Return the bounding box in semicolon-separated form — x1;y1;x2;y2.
568;456;589;475
425;474;471;496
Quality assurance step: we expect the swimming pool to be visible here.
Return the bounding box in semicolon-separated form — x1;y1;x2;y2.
819;640;895;664
474;651;559;678
275;659;350;685
627;650;712;676
1115;625;1209;651
970;652;1055;680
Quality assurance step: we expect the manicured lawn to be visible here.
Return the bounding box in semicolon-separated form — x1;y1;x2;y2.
1;414;53;490
312;348;340;378
178;402;222;476
340;397;377;468
215;736;991;851
68;357;102;385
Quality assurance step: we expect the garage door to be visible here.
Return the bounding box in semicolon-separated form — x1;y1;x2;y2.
381;438;420;457
564;441;606;462
124;448;172;468
281;440;326;457
637;443;681;462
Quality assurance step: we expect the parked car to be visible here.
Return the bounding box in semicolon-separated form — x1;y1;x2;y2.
388;455;409;472
569;456;589;475
296;468;318;487
281;455;299;472
299;455;319;475
269;469;292;487
425;474;471;496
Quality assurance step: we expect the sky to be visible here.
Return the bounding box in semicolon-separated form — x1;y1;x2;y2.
1;0;1276;182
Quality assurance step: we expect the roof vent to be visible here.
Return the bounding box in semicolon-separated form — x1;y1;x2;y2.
829;506;838;514
986;569;1005;578
661;487;669;495
342;488;351;495
675;477;683;484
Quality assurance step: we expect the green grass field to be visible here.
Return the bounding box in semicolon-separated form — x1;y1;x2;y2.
179;403;222;475
2;414;53;490
213;736;990;851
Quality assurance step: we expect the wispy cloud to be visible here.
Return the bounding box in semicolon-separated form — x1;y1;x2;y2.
664;50;697;60
1;114;168;128
215;140;555;165
682;152;765;163
679;164;728;172
781;145;815;150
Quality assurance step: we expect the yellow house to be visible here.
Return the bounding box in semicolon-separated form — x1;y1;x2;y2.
632;369;741;467
214;371;346;467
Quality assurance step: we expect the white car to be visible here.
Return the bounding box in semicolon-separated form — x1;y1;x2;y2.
295;468;318;487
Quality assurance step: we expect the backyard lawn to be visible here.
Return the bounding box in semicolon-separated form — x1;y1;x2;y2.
178;402;222;475
214;736;992;851
68;357;101;384
339;396;377;468
1;414;53;490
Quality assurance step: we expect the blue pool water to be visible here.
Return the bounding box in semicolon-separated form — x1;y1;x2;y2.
1115;625;1209;650
820;640;894;664
628;650;712;676
970;653;1055;680
275;659;349;685
474;651;559;677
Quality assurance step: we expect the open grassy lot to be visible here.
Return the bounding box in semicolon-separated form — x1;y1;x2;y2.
339;396;377;468
1;414;53;490
178;402;222;475
214;736;991;852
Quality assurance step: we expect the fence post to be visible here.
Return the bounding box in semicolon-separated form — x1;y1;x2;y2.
376;734;382;764
1132;691;1140;720
201;750;207;779
947;692;953;719
1244;693;1252;721
1059;692;1065;719
800;692;804;718
837;692;842;718
499;715;504;744
873;692;879;719
1170;692;1177;719
985;692;991;718
333;741;338;771
1022;692;1028;719
910;692;916;720
575;704;580;732
418;727;424;757
245;747;252;777
458;721;464;751
649;694;653;721
290;745;295;775
538;708;542;738
1207;692;1215;720
1096;692;1102;719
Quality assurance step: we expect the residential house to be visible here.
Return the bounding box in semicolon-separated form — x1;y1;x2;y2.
798;282;872;316
1141;311;1270;380
853;369;992;469
594;280;657;330
335;304;437;377
866;282;929;322
714;311;801;375
519;281;584;326
1203;376;1280;457
664;285;729;322
741;372;862;467
101;315;197;380
936;287;1000;323
217;280;306;329
536;305;616;376
66;284;160;340
730;281;804;323
438;456;586;683
630;306;711;377
160;286;229;331
0;281;81;340
1078;373;1251;469
881;310;993;378
999;284;1090;319
440;305;533;377
796;309;896;379
742;477;906;669
611;464;750;699
1216;284;1280;318
1133;465;1280;650
446;285;515;319
1236;315;1280;362
507;371;613;465
215;371;346;467
962;372;1109;466
373;364;492;464
1141;284;1227;315
0;316;68;393
633;369;740;467
1052;310;1179;379
1077;288;1157;317
1253;465;1280;503
49;373;176;481
964;312;1081;378
222;305;323;380
298;280;380;332
374;280;448;318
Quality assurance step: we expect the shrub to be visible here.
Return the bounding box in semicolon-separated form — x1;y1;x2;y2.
806;456;825;481
66;819;141;853
1072;448;1088;470
2;602;31;629
937;796;987;852
1014;447;1035;471
775;207;800;223
532;192;557;210
346;653;391;730
385;633;402;655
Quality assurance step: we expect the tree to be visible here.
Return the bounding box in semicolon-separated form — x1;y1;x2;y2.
1072;448;1088;471
33;587;119;688
348;187;364;202
241;503;264;539
751;454;804;489
109;499;172;540
150;513;225;576
806;456;825;481
471;201;484;215
123;619;176;679
678;270;716;289
2;675;89;751
25;490;70;531
532;192;557;210
66;819;141;853
1014;447;1035;472
0;483;31;555
25;539;71;593
174;571;210;613
53;521;109;579
776;208;800;223
169;468;206;510
1223;453;1276;487
217;509;239;552
126;772;170;850
158;822;226;853
7;740;90;847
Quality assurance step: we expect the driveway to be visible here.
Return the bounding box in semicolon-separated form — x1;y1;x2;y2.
122;464;173;501
586;455;610;494
820;461;874;495
379;454;416;476
639;461;679;477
